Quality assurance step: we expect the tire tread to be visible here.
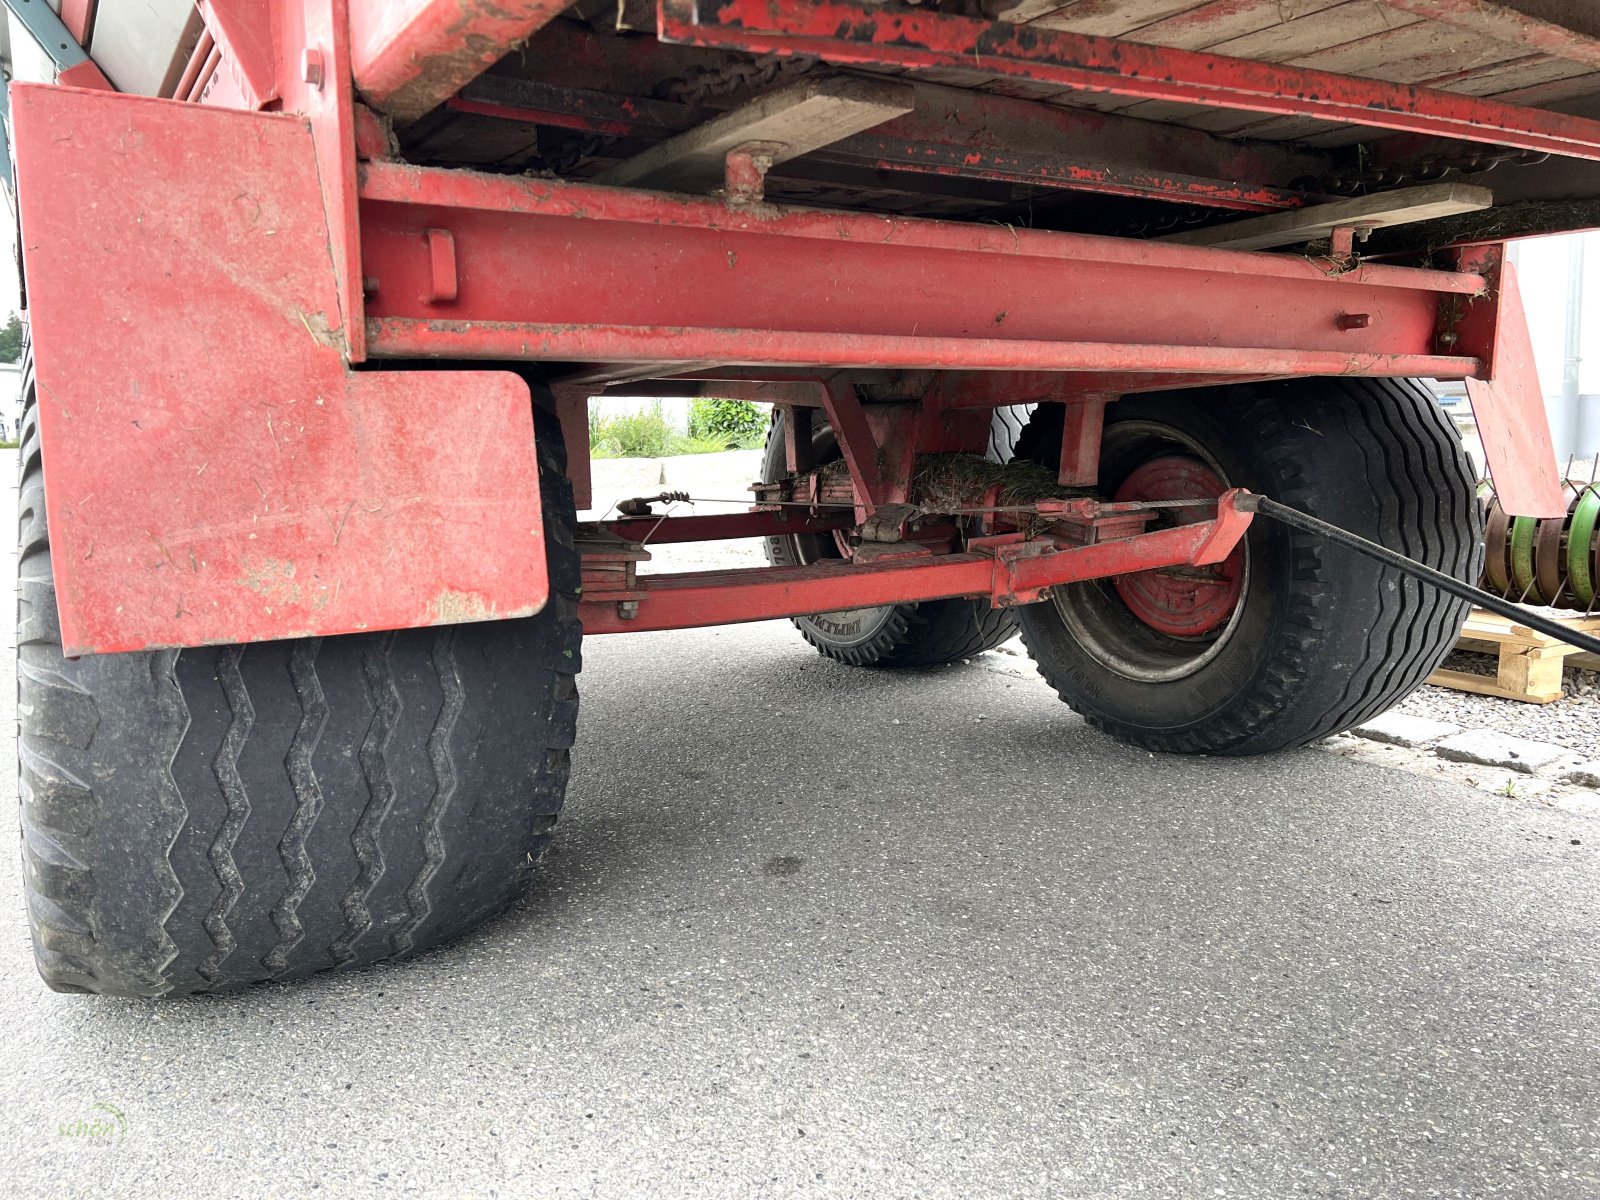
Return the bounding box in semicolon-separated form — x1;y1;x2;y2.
1015;379;1481;755
16;352;581;996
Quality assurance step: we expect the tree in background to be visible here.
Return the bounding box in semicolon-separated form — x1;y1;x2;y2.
0;313;21;364
689;398;767;448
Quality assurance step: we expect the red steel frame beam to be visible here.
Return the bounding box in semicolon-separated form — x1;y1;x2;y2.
657;0;1600;162
59;0;94;43
375;324;1473;379
358;162;1483;381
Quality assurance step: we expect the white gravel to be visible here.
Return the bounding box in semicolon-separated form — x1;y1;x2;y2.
1396;653;1600;756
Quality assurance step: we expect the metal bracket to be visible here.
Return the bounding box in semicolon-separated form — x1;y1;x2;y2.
1453;250;1566;518
724;142;779;205
1;0;102;74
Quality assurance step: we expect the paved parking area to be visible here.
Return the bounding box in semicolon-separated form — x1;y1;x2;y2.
3;451;1599;1198
3;615;1599;1198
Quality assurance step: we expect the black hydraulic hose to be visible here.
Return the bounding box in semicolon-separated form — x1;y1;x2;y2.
1238;493;1600;658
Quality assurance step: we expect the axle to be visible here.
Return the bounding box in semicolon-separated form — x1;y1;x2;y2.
576;453;1255;634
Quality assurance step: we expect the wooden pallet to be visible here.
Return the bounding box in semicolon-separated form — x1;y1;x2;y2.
1427;609;1600;704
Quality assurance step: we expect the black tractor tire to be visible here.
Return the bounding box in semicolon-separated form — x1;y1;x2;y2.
17;351;582;996
1013;378;1481;755
761;405;1027;667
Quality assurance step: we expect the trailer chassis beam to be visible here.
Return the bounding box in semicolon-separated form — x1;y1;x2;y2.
358;162;1483;383
357;157;1563;509
656;0;1600;163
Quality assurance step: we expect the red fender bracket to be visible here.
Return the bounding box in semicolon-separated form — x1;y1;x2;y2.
1455;253;1565;519
11;85;548;655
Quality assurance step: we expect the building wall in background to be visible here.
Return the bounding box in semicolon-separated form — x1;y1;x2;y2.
1510;233;1600;462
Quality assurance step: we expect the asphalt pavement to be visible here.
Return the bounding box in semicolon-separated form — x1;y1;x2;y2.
3;458;1600;1198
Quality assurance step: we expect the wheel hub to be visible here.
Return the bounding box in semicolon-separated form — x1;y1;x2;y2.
1110;455;1245;637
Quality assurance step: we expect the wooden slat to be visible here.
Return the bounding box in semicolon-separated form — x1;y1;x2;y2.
1495;71;1600;108
1125;0;1350;50
1426;666;1562;703
1204;2;1419;61
1105;1;1403;124
1150;7;1433;133
1159;182;1493;249
1185;22;1531;139
1030;0;1210;37
884;0;1600;154
594;77;915;191
1299;22;1522;81
1386;0;1600;69
1058;48;1598;146
974;76;1076;101
1440;54;1593;94
997;0;1072;23
1426;608;1600;703
1456;610;1600;647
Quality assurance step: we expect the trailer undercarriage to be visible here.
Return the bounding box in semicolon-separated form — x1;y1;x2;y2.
8;0;1600;994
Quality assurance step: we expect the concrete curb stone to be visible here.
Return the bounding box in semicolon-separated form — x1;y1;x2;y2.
1560;761;1600;789
1431;730;1571;775
1351;713;1463;749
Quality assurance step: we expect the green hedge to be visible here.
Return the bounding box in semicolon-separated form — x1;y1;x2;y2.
689;398;767;448
588;399;770;459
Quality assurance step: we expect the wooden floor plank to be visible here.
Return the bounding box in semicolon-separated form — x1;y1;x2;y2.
1123;0;1351;52
1205;3;1420;63
1030;0;1213;37
1158;182;1493;249
594;77;915;192
1426;667;1562;704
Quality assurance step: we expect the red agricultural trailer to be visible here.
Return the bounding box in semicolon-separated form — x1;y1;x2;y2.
7;0;1600;996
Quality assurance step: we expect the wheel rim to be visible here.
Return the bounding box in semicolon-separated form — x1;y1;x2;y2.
1050;421;1250;683
1109;455;1246;637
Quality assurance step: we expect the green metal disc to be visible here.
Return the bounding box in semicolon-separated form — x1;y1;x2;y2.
1569;484;1600;608
1509;514;1539;600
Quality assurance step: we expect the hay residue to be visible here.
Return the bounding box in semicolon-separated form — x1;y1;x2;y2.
910;453;1082;512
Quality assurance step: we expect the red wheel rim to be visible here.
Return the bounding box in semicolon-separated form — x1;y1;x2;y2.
1110;455;1245;637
